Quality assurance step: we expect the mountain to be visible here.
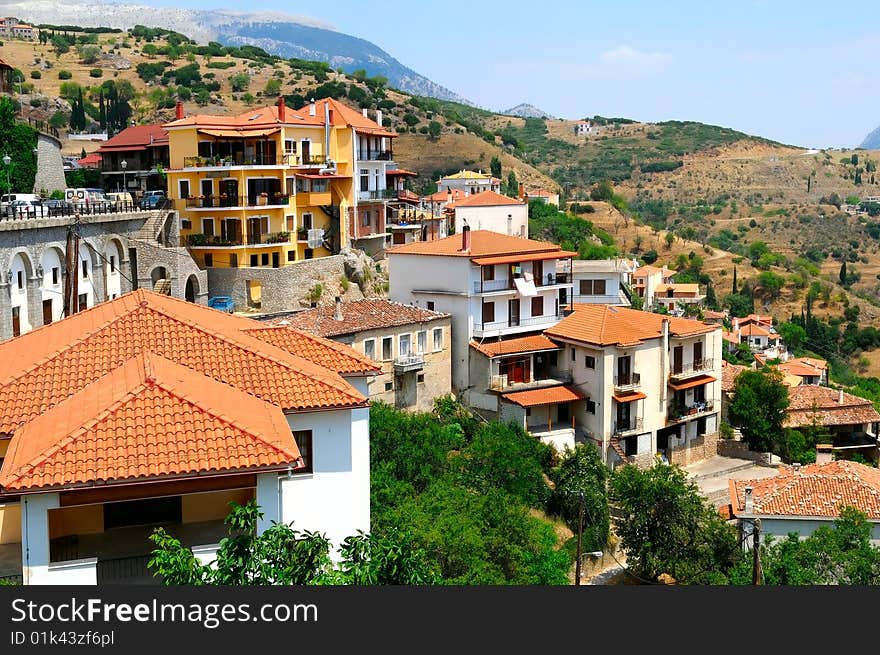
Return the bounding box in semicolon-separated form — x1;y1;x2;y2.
502;103;554;119
861;125;880;149
10;0;469;103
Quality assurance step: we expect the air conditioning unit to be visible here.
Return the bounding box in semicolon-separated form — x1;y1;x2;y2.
307;228;324;249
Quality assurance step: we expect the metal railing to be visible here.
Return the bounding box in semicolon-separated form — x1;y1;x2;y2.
475;312;565;332
96;554;157;585
669;358;715;378
614;372;641;389
613;417;644;435
187;233;243;247
1;199;162;221
489;370;572;391
357;150;393;161
247;232;292;245
667;400;715;422
474;278;514;293
393;353;425;373
359;189;397;200
182;194;290;209
183;154;326;168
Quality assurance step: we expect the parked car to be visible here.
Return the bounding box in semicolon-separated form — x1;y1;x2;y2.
140;190;167;209
42;198;75;215
0;193;39;213
106;191;135;210
207;296;235;313
5;200;49;218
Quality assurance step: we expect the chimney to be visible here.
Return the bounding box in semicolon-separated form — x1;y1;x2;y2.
733;317;739;331
376;110;383;127
362;107;368;118
838;387;844;404
334;296;343;321
175;100;184;120
792;462;801;472
309;98;316;117
744;486;754;513
518;182;524;199
461;222;471;252
277;95;286;122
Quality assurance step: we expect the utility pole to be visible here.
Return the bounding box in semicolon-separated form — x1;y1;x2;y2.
752;518;762;586
63;226;80;317
575;491;585;586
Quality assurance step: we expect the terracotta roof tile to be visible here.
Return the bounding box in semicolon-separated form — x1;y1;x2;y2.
470;335;561;358
98;124;168;152
243;324;380;375
545;304;717;347
501;385;586;407
783;386;880;428
387;230;565;257
274;299;448;338
0;353;301;492
721;361;749;392
730;461;880;519
425;188;468;203
448;190;525;208
0;290;366;436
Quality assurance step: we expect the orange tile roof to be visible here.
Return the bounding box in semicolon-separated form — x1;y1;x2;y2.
776;360;824;378
425;188;468;203
739;323;773;337
613;390;647;402
730;461;880;519
633;265;666;277
470;335;561;358
703;310;727;320
721;361;749;392
0;353;302;492
501;385;586;408
448;190;525;208
288;98;397;137
783;385;880;428
545;304;717;347
243;325;380;375
98;124;168;153
471;250;578;266
0;290;366;437
77;153;102;167
387;230;565;258
656;283;701;295
274;299;449;338
668;374;716;391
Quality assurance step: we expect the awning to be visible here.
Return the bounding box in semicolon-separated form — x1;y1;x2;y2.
470;335;560;358
198;127;280;138
472;250;578;266
613;390;647;403
501;385;586;408
295;173;349;179
513;276;537;297
386;169;418;176
668;374;716;391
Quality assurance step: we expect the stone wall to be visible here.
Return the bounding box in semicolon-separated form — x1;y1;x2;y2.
206;255;345;313
717;439;773;465
32;133;66;196
132;240;207;305
669;431;719;467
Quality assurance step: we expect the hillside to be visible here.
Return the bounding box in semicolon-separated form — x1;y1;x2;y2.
502;103;553;119
11;0;468;102
862;125;880;150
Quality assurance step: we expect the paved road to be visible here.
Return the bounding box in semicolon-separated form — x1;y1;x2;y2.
684;455;780;507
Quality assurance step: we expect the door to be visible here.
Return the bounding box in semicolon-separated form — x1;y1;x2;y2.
200;179;213;207
557;402;570;425
617;356;631;385
693;341;703;369
673;345;683;374
301;140;311;163
221;179;238;206
42;299;53;325
617;402;631;431
508;299;520;327
272;252;280;269
534;260;544;286
11;306;20;338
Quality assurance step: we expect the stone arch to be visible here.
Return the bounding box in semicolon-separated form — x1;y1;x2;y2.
9;250;35;336
184;274;199;303
104;237;126;300
150;266;170;294
39;245;65;325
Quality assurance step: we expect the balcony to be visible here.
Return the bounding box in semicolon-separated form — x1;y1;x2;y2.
358;189;397;201
489;370;572;392
393;353;425;373
181;154;326;168
613;417;644;436
474;278;515;293
613;372;641;391
669;358;715;380
297;191;332;206
186;233;243;247
182;194;291;209
667;400;716;424
474;312;565;336
247;231;292;246
357;150;394;161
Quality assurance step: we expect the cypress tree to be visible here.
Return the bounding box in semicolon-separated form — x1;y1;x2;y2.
839;261;847;286
732;266;738;294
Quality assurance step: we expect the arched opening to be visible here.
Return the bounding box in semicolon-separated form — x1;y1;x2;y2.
150;266;170;294
39;247;65;326
185;275;199;303
10;251;34;336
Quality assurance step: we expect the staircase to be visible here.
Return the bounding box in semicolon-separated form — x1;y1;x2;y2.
153;279;171;295
135;211;170;242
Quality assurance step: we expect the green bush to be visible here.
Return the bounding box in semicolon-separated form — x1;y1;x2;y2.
89;68;103;78
57;70;72;80
206;60;236;69
30;70;41;79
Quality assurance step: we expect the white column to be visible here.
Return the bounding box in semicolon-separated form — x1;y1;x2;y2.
21;492;60;585
255;473;281;535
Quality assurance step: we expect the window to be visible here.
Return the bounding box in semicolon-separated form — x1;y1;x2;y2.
382;336;393;361
286;178;296;196
417;330;427;354
481;301;495;324
109;255;116;273
426;301;435;311
286;215;295;232
200;179;213;197
571;348;576;361
432;327;443;352
311;179;328;193
250;254;258;267
587;399;596;414
78;293;88;309
417;372;425;383
399;333;411;357
11;306;20;337
361;211;371;227
81;259;88;278
287;251;295;262
202;218;214;236
261;253;269;266
483;265;495;281
284;139;296;154
579;279;606;295
16;270;22;290
229;254;238;268
584;355;596;369
179;179;190;199
360;168;369;192
364;338;376;360
531;295;544;318
384;381;393;392
304;248;314;260
302;213;313;230
52;267;59;285
292;430;313;474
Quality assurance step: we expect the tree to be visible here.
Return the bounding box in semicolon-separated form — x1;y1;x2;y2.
728;368;789;452
229;72;250;92
777;322;807;353
427;120;442;140
78;44;101;64
490;155;501;179
609;463;741;583
839;261;847;286
149;500;438;585
757;271;785;299
732;266;738;294
547;444;609;552
589;180;614;202
505;170;518;197
264;78;281;96
664;232;675;249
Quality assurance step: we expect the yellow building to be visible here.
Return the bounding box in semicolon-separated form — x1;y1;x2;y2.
164;97;398;271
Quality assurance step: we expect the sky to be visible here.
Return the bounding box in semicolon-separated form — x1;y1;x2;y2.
115;1;879;147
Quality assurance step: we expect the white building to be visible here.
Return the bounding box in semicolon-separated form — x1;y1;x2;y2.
448;190;529;238
544;304;723;467
632;264;675;308
574;121;594;136
388;227;576;400
436;169;501;195
0;290;375;584
562;258;634;306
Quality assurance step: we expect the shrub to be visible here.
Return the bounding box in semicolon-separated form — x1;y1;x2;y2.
57;70;72;80
89;68;103;78
30;70;41;79
229;72;250;92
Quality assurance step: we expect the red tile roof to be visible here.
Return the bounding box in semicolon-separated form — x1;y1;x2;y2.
783;385;880;428
545;304;717;347
77;153;102;167
501;385;586;408
425;188;468;203
0;353;302;492
274;299;449;339
721;360;749;392
0;290;366;438
470;335;561;358
98;124;168;153
730;461;880;519
388;230;565;258
668;374;716;391
243;324;380;375
448;190;525;208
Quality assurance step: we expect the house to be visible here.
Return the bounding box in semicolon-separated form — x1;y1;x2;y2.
723;316;783;357
702;309;728;324
773;356;828;386
270;298;452;412
435;170;501;196
562;258;633;306
0;18;33;40
631;264;675;308
574;121;594;136
523;188;560;207
728;461;880;545
76;153;102;169
446;190;529;238
653;283;706;314
388;227;576;401
0;199;205;342
97;124;169;195
0;290;375;584
784;386;880;463
165;96;398;272
545;304;723;466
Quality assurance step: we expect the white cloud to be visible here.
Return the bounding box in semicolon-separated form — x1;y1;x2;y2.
598;45;673;74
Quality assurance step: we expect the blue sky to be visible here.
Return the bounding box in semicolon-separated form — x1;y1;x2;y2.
137;0;879;147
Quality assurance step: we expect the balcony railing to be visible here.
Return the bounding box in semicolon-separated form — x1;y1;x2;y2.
359;189;397;201
613;417;644;435
474;278;514;293
614;372;641;390
247;231;292;245
474;312;565;333
1;200;151;220
357;150;393;161
667;400;716;423
489;370;572;391
393;353;425;373
183;154;325;168
669;358;715;379
187;233;243;247
182;194;291;209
